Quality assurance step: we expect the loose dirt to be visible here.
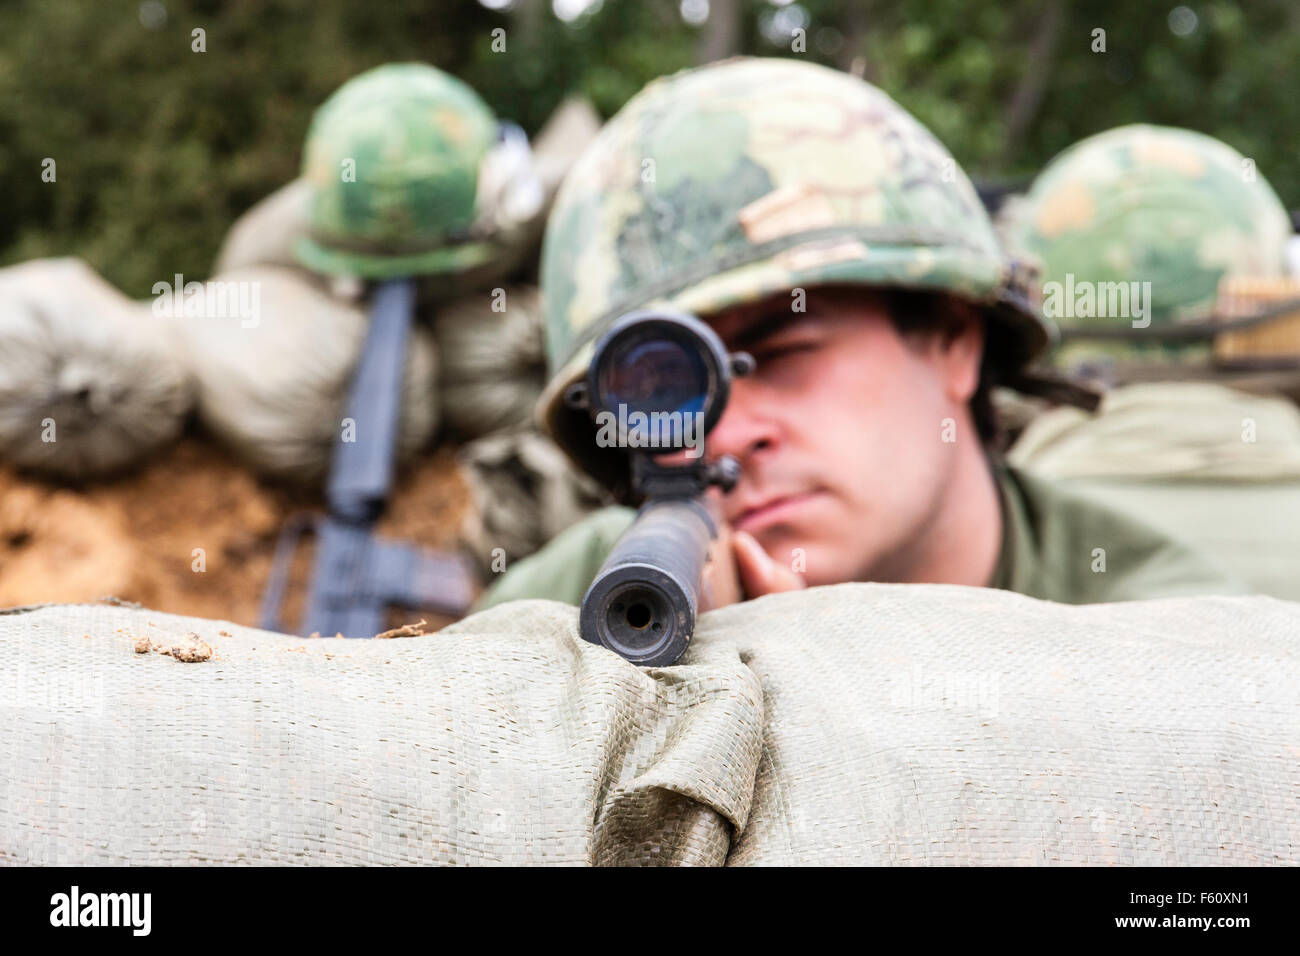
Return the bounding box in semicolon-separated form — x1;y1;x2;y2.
0;436;477;633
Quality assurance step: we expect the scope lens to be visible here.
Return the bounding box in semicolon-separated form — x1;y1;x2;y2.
598;336;708;446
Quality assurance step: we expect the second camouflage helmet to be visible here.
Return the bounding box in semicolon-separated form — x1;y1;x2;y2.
296;63;539;280
537;56;1053;482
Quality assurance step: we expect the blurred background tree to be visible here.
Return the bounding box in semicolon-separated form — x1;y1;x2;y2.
2;0;1297;296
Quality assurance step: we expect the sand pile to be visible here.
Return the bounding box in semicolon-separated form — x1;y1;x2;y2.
0;436;474;631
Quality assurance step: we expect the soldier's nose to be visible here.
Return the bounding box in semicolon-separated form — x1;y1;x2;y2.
707;387;776;464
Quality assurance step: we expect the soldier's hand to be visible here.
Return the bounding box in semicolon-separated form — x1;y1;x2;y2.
700;517;744;612
732;529;807;600
700;510;806;612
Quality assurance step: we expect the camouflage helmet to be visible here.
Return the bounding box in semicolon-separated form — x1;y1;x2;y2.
1006;124;1292;367
538;56;1052;484
296;63;541;280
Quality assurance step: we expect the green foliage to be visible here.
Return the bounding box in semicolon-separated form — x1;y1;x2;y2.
2;0;1297;296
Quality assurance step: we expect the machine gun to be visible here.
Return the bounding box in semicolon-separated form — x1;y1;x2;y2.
260;278;477;638
563;311;753;666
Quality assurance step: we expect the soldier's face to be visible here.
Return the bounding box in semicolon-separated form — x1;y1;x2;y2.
702;287;985;587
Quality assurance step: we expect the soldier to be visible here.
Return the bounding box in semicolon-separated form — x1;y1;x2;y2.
1001;125;1300;601
203;63;607;570
477;57;1244;612
188;61;559;480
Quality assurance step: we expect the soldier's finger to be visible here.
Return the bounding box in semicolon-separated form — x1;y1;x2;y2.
699;509;743;612
733;531;807;597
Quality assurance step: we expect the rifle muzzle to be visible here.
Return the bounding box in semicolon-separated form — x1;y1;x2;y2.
578;497;715;667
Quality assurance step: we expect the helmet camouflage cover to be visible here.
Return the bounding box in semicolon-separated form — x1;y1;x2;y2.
1006;124;1292;368
296;63;502;279
538;56;1052;484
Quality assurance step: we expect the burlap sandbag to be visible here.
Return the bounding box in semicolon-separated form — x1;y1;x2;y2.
457;427;606;570
3;586;1296;865
703;586;1299;865
432;285;547;439
0;601;761;866
0;258;193;479
212;179;314;275
169;265;440;481
1009;382;1300;599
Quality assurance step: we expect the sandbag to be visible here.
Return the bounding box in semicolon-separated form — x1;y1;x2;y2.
212;179;314;274
169;265;440;481
457;426;606;570
532;98;604;207
0;601;761;865
432;285;547;439
706;586;1300;865
1009;382;1300;599
0;258;193;479
3;586;1296;865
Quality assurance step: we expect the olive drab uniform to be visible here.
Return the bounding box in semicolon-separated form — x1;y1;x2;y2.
476;463;1246;611
489;58;1246;612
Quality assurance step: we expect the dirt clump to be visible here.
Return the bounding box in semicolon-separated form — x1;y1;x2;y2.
375;619;429;639
152;631;214;663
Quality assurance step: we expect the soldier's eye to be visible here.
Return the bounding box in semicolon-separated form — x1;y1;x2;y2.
751;339;819;362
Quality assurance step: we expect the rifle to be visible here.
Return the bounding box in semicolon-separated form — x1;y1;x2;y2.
260;278;477;638
563;311;752;666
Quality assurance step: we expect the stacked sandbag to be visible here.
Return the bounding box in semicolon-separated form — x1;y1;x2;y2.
530;98;604;208
431;285;547;439
432;281;604;569
166;265;440;482
1009;382;1300;599
3;586;1297;865
0;258;193;479
212;179;314;274
457;426;606;571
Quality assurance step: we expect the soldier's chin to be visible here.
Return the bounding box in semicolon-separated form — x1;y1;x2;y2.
750;523;805;555
796;537;893;588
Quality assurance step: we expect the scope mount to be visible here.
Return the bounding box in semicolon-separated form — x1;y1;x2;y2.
630;450;741;500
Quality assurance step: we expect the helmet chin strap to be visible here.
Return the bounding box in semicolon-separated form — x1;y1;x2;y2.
473;121;545;238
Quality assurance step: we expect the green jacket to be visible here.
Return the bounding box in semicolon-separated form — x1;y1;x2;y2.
476;464;1247;611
